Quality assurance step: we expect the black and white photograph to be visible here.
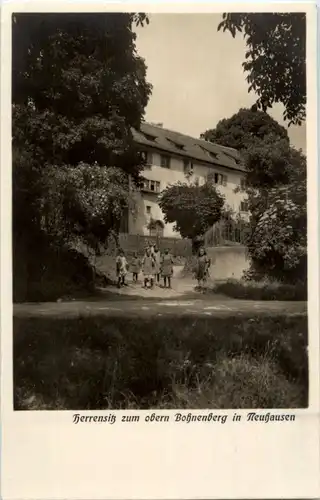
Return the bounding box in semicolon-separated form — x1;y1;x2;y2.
12;10;309;412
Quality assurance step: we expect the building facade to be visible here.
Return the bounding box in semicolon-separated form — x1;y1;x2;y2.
127;122;248;238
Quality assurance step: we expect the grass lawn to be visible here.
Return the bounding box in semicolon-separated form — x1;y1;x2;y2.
14;314;308;410
212;279;307;301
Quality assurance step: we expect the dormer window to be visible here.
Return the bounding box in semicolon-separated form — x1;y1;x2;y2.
198;145;218;159
223;150;242;166
142;132;157;142
208;151;218;159
167;137;185;151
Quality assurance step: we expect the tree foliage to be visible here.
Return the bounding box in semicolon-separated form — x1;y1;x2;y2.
39;164;134;247
13;13;151;242
245;136;304;189
218;13;306;125
245;152;307;283
12;13;151;299
201;108;293;188
13;14;151;172
201;108;289;150
159;180;224;251
202;108;307;283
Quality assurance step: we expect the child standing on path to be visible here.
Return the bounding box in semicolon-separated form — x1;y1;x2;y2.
150;243;155;254
130;252;141;283
116;249;129;288
153;246;161;284
194;247;211;289
161;249;174;288
141;247;156;289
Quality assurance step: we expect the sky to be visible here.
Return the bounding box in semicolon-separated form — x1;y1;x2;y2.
135;14;306;152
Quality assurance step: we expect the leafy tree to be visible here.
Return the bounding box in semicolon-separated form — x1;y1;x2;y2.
218;13;306;125
13;14;151;174
12;13;152;299
201;108;289;150
201;108;294;188
159;180;225;253
243;134;303;189
245;151;307;283
202;108;307;284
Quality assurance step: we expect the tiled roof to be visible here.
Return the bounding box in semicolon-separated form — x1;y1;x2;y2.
132;122;245;173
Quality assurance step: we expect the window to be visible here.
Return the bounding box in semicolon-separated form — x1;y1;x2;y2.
146;205;151;214
147;152;153;165
183;159;194;176
141;151;153;168
214;173;228;186
150;180;160;192
141;179;161;193
119;208;129;233
160;154;171;169
240;201;249;212
240;178;247;190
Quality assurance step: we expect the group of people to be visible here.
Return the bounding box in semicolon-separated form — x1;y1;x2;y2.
116;244;212;290
116;245;174;289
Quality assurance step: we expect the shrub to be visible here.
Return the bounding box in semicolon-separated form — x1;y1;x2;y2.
246;150;307;285
213;278;307;301
13;241;95;302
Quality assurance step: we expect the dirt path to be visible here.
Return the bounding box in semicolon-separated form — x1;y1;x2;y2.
13;270;307;319
14;296;307;319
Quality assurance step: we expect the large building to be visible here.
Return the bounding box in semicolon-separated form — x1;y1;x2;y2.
126;122;248;238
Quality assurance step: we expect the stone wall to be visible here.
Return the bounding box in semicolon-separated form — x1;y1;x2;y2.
207;246;249;281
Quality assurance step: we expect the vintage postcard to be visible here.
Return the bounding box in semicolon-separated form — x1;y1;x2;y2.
1;1;319;499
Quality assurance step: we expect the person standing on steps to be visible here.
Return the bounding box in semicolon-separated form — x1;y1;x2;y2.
194;247;211;290
141;247;156;289
161;248;174;288
153;246;161;285
130;252;141;283
116;249;129;288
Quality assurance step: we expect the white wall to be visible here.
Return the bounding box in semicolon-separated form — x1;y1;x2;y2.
206;246;250;280
129;150;248;237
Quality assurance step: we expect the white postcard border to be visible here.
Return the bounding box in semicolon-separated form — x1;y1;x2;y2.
1;3;319;499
